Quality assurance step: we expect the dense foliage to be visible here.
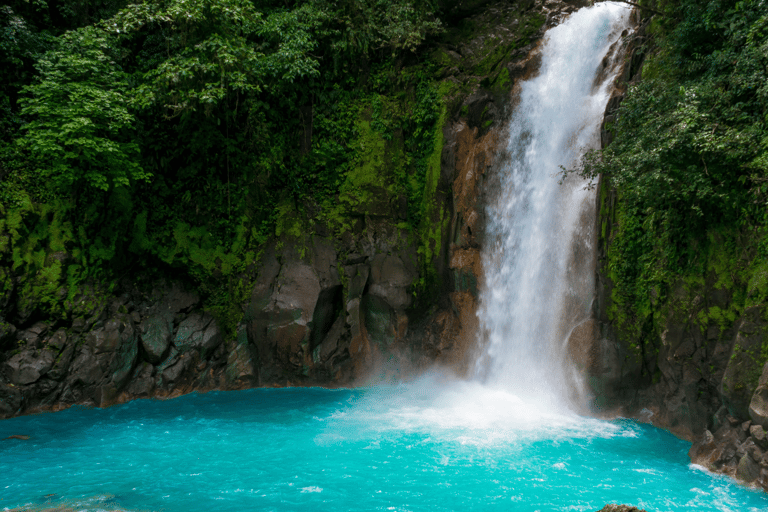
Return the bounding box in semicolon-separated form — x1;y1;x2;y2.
0;0;449;326
579;0;768;340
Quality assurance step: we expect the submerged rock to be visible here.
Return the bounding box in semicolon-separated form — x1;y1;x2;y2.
596;505;647;512
3;434;30;440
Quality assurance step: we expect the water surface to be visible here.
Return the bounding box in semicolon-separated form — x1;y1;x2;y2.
1;380;766;512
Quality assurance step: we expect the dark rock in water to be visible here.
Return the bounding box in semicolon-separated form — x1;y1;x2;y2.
596;505;647;512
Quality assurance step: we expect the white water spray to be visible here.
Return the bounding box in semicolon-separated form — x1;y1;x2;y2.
474;3;632;409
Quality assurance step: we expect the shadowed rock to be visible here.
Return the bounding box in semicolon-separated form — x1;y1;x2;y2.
140;314;172;364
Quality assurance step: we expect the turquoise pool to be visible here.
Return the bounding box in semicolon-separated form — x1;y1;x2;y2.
1;378;765;511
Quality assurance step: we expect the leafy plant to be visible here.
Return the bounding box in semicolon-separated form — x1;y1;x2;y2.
19;26;148;191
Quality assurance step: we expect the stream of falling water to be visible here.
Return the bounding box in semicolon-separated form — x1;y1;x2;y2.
474;2;632;410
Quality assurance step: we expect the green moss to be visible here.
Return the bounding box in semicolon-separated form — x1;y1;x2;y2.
747;260;768;307
415;97;449;300
491;66;512;93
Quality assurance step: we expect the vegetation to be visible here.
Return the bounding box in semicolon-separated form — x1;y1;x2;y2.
0;0;452;328
577;0;768;347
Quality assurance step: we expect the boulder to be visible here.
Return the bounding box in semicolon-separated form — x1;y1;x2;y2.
46;329;67;351
68;347;103;386
68;317;138;392
737;453;761;483
3;349;55;385
47;342;75;382
0;381;23;418
161;353;192;385
247;254;342;380
751;424;768;449
17;322;49;347
174;313;222;359
368;254;416;310
140;314;172;364
100;319;139;389
126;362;155;397
314;314;346;365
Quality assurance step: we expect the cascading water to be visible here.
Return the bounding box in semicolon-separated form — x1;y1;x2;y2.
475;2;632;409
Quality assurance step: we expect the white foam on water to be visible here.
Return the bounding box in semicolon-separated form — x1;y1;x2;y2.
319;373;628;447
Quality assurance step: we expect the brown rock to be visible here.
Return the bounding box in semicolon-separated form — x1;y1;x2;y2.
3;434;30;440
751;424;768;449
737;453;761;483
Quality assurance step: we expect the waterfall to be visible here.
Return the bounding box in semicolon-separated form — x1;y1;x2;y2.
474;3;632;409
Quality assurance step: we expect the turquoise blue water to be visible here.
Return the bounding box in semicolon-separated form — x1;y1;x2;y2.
1;378;766;512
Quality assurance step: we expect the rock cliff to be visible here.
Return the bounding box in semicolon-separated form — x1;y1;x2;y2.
0;0;583;419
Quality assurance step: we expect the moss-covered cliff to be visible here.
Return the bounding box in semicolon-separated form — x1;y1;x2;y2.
584;0;768;489
0;0;573;418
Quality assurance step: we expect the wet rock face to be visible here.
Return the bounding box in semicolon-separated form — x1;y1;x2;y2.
244;236;425;384
0;283;227;417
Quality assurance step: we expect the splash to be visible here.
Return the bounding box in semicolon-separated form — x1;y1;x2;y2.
474;3;632;409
